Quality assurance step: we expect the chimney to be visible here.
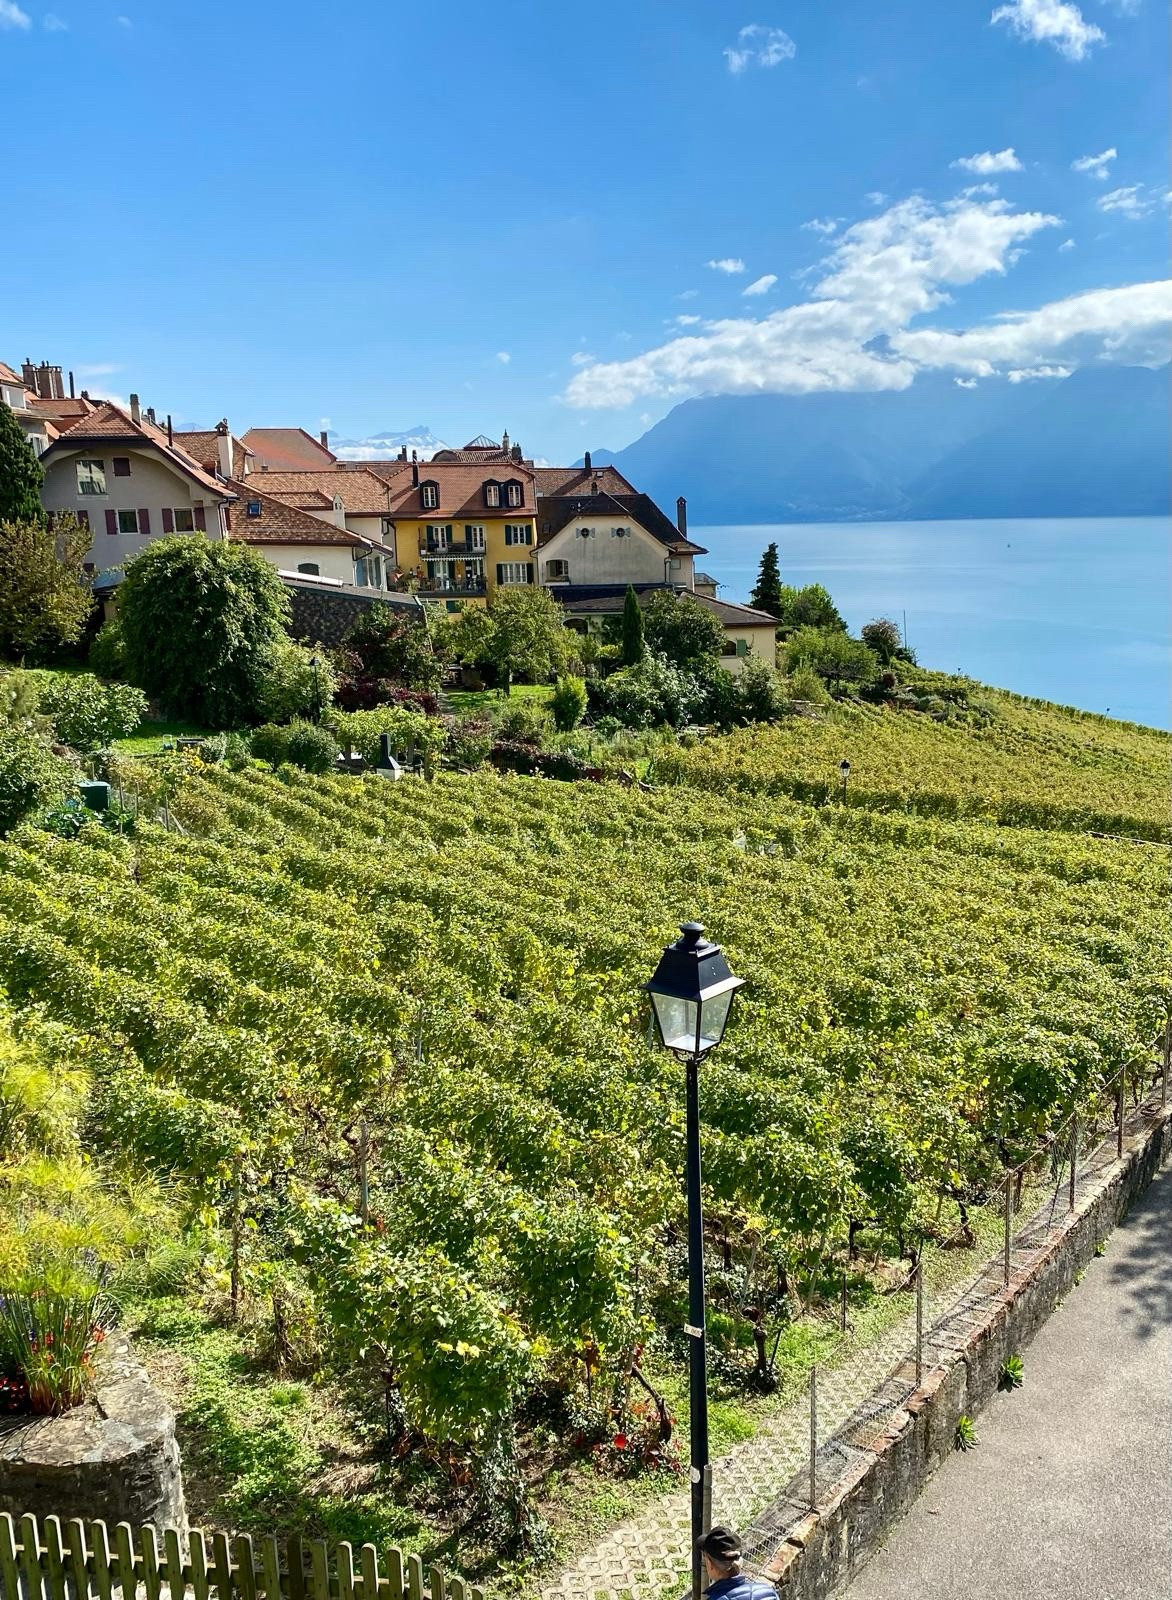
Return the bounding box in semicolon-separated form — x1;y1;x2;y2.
146;406;156;425
676;495;687;536
319;429;329;449
399;446;408;462
512;443;522;462
21;360;36;391
411;458;420;487
130;393;141;424
583;450;592;473
68;371;76;399
167;413;173;446
215;419;233;478
502;429;510;455
46;365;64;400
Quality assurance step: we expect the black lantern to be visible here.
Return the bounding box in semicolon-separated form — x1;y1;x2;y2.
838;758;851;801
645;922;745;1060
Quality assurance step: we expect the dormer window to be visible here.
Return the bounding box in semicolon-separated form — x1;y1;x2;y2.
504;480;523;508
247;500;262;518
420;481;439;510
484;480;501;508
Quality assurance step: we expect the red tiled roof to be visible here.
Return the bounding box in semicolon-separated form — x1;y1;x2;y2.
241;427;336;471
534;464;637;498
247;468;395;516
26;394;97;432
343;459;537;519
0;361;25;388
537;489;704;554
264;487;335;509
40;401;232;498
174;430;252;479
226;480;368;547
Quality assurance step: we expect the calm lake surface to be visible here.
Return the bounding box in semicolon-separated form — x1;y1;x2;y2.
698;516;1171;730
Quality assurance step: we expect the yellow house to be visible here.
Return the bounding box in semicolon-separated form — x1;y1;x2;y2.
350;456;539;605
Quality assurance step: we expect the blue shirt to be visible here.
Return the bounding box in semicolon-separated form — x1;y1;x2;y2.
707;1575;777;1600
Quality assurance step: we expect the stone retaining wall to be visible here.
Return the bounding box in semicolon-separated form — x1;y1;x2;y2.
764;1101;1171;1596
0;1335;187;1532
284;578;419;648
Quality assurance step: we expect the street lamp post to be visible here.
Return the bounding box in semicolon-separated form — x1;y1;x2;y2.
838;758;850;804
645;923;745;1600
310;655;322;724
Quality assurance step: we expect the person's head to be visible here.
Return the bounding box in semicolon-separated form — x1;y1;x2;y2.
697;1526;743;1583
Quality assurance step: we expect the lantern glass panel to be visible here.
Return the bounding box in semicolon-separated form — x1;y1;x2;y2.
651;993;699;1055
699;987;736;1052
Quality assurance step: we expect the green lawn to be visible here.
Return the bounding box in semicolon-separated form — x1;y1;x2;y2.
114;718;211;755
445;683;551;715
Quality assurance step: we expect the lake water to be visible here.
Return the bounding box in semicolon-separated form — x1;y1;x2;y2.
697;517;1171;730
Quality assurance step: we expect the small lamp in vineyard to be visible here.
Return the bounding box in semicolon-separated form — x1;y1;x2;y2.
644;922;745;1600
839;758;851;803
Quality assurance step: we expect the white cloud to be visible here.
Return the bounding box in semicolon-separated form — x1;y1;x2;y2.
955;377;979;387
1097;184;1152;219
570;351;596;366
893;279;1172;374
990;0;1105;59
565;193;1061;408
319;416;332;431
115;12;131;23
865;191;888;208
1071;147;1117;180
1007;364;1072;381
495;351;511;364
707;258;746;274
952;148;1023;175
673;315;702;326
1059;237;1076;250
743;274;778;296
724;23;796;73
960;182;1001;199
0;0;30;27
42;11;68;27
802;217;841;235
677;289;700;301
74;362;122;379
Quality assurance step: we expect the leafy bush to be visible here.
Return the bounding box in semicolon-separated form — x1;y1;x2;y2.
257;640;336;724
39;674;147;752
222;732;253;770
786;665;831;706
117;536;291;726
785;627;878;694
642;592;726;670
250;724;291;767
446;716;493;771
589;652;705;730
0;515;94;664
0;725;74;834
954;1413;979;1450
998;1354;1024;1391
861;618;902;664
776;582;846;635
87;620;127;681
0;670;42;725
0;1268;116;1414
198;734;228;765
284;722;340;775
494;701;550;747
340;605;443;694
735;655;788;722
329;707;445;768
551;676;587;733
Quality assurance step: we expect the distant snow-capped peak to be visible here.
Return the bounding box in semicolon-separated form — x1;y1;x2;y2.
330;426;449;461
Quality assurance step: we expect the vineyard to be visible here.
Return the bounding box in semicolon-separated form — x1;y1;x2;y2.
0;698;1168;1578
655;690;1172;840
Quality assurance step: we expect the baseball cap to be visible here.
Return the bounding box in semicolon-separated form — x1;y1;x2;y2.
697;1527;741;1562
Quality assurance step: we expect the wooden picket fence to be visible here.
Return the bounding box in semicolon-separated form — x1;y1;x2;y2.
0;1513;486;1600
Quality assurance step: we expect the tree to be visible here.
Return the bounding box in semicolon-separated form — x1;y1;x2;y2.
0;725;74;835
749;542;783;618
776;583;847;635
484;588;576;692
784;625;878;694
117;535;291;726
620;585;646;666
861;618;902;665
641;592;726;670
0;405;44;526
341;603;444;693
0;516;94;662
39;675;147;752
551;675;587;732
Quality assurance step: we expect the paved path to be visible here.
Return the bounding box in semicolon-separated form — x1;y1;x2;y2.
843;1160;1172;1600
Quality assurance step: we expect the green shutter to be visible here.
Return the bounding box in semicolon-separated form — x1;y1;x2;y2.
496;563;505;587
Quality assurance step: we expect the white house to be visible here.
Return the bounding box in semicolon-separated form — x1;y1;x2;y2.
38;397;235;566
0;361;53;458
535;474;705;591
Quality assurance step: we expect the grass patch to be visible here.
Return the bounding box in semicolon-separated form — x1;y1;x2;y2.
114;718;211;755
446;684;550;715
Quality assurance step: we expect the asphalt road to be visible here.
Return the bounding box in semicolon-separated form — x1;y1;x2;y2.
842;1158;1172;1600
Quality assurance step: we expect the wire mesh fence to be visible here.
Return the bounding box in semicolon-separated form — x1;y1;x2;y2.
733;1048;1169;1574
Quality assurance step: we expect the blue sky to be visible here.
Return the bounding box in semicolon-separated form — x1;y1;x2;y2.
1;0;1167;461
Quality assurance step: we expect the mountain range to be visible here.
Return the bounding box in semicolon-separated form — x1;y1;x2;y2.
329;426;449;461
584;364;1170;524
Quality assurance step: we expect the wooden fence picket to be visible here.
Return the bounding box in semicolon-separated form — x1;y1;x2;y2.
0;1513;481;1600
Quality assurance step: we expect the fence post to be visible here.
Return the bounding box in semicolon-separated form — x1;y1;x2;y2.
915;1262;924;1388
230;1157;243;1322
358;1122;370;1226
1068;1116;1078;1210
1003;1175;1012;1288
808;1364;818;1510
1163;1018;1170;1109
1117;1072;1125;1159
839;1265;848;1333
701;1464;713;1539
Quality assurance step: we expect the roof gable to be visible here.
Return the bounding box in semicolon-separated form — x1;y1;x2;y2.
241;427;337;471
41;401;232;499
226;480;368;547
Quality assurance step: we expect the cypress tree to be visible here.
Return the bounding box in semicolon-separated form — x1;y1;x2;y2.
620;584;646;665
750;541;783;618
0;403;45;526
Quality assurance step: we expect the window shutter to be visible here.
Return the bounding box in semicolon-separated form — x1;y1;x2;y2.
194;505;206;531
496;563;505;587
138;508;151;536
162;507;174;533
77;509;89;529
527;563;535;585
105;509;117;536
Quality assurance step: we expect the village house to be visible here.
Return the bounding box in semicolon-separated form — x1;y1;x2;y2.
552;584;778;673
346;447;540;603
224;478;390;586
240;427;337;472
243;467;400;585
534;456;705;590
38;396;236;564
